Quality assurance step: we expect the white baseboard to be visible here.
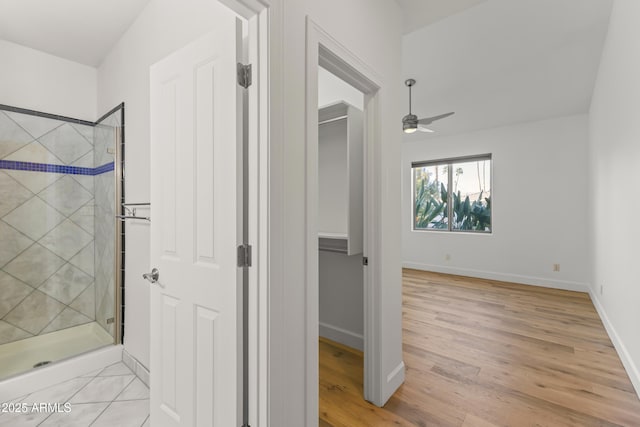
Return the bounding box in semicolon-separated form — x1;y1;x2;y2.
383;361;405;404
589;290;640;399
0;345;123;402
402;262;589;293
319;322;363;352
122;348;150;387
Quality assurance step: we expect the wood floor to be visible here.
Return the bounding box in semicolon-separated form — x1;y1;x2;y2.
319;269;640;427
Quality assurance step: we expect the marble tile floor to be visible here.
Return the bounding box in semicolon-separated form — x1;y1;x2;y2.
0;362;149;427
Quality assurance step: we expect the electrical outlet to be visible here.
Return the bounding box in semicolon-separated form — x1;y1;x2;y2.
553;263;560;272
444;254;451;261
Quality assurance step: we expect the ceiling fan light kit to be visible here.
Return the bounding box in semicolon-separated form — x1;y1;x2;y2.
402;78;454;134
402;114;418;133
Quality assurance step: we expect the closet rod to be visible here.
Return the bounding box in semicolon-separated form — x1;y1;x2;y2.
318;115;347;126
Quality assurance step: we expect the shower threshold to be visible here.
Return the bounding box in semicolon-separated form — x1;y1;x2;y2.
0;322;114;380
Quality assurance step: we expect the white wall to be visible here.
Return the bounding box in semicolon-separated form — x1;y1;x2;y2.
403;115;590;292
268;0;403;423
0;39;96;121
588;0;640;395
97;0;237;370
319;251;364;350
318;67;364;110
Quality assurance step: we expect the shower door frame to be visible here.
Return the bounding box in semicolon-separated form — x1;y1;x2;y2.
0;102;125;346
0;102;127;347
95;102;126;346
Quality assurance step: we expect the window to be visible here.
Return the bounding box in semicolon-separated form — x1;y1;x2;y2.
412;155;492;233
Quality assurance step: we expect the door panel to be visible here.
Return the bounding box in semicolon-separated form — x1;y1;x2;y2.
150;13;242;427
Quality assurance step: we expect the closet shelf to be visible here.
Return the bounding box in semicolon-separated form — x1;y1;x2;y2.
319;236;348;254
319;232;348;239
318;101;363;256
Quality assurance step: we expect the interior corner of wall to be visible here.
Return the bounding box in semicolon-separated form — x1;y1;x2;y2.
589;288;640;399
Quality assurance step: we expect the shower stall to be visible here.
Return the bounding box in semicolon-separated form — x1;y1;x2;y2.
0;104;124;380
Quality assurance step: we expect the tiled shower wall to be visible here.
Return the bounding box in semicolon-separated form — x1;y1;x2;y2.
0;109;103;345
94;111;119;337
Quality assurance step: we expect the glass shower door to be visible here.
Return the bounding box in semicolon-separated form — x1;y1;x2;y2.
0;104;123;379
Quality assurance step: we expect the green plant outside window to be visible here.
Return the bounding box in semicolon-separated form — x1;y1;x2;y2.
413;156;491;233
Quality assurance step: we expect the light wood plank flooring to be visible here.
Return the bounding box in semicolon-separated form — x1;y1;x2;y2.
319;269;640;427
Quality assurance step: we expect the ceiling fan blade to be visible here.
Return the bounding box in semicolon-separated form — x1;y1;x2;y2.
417;125;434;133
418;112;455;125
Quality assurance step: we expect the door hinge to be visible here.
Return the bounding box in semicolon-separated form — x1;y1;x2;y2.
237;63;252;89
363;256;369;266
237;243;252;267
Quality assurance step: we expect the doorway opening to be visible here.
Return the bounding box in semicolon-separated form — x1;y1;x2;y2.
306;17;387;425
317;66;366;424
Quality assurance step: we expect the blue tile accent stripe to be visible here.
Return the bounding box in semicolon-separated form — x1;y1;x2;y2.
93;162;115;175
0;160;115;176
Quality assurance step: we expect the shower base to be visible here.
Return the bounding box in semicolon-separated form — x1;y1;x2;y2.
0;322;114;380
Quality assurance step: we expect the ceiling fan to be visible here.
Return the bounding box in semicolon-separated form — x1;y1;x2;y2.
402;79;454;134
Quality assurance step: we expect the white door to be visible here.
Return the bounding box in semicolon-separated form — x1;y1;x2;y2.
149;13;244;427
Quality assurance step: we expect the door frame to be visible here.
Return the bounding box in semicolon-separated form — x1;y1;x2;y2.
305;16;386;418
217;1;269;426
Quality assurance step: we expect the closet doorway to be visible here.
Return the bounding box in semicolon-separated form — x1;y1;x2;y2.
305;21;389;423
317;66;368;423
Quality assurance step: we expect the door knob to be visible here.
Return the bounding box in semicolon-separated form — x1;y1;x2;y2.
143;268;160;284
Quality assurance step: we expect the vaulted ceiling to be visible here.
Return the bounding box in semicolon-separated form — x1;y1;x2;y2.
396;0;488;34
0;0;150;67
402;0;613;138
